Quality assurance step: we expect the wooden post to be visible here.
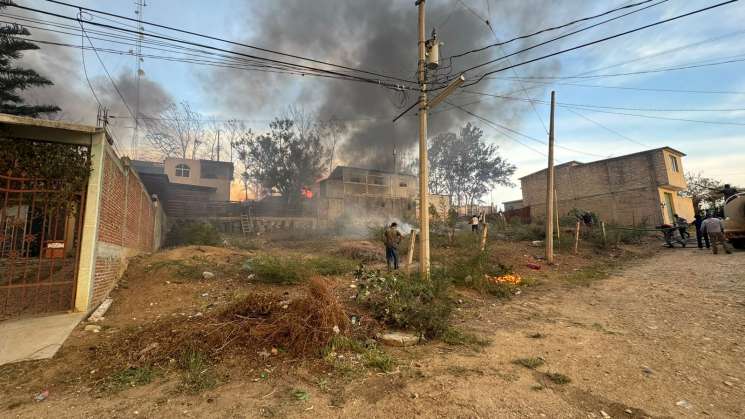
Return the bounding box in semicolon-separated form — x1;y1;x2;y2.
545;91;556;264
480;223;489;252
554;188;560;240
601;221;607;246
406;230;417;272
573;220;580;255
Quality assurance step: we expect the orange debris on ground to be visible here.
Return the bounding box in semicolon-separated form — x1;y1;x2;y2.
485;273;522;285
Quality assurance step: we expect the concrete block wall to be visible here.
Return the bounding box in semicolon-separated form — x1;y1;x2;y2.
521;149;680;226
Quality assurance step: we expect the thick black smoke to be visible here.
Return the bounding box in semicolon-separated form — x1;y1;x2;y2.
204;0;568;171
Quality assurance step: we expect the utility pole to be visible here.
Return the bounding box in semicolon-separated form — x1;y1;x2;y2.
216;129;221;161
417;0;430;278
131;0;146;159
545;91;556;264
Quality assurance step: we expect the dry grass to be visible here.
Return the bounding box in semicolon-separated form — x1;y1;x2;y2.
97;278;349;377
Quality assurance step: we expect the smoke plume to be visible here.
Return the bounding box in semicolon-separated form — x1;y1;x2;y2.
203;0;564;171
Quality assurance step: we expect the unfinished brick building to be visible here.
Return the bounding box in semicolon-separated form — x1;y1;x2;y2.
520;147;694;226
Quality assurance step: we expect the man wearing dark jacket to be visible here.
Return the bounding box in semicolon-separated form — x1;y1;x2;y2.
693;212;710;250
383;222;403;270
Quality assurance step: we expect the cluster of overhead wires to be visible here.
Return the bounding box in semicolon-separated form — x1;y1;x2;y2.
1;0;743;162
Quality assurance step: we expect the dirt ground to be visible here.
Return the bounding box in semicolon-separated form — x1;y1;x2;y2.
1;240;743;418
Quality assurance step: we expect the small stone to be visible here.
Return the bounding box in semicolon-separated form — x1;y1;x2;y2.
84;325;101;333
624;409;632;415
600;410;611;419
379;331;419;347
270;347;278;355
201;293;209;297
642;366;653;374
202;271;215;279
349;284;357;289
676;400;692;409
333;325;340;334
723;381;734;387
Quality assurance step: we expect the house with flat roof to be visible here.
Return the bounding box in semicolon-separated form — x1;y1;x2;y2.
519;147;694;226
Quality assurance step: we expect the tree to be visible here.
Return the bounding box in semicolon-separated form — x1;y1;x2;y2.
0;14;60;117
681;172;724;211
234;117;325;206
427;123;516;208
144;101;204;159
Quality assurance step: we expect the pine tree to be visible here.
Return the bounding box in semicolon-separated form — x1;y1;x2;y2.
0;7;60;117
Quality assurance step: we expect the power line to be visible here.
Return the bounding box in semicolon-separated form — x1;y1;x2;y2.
487;54;745;81
444;100;611;159
487;77;745;95
43;0;416;86
441;0;738;90
78;17;135;119
564;107;649;148
453;90;745;127
448;0;663;60
463;90;745;112
8;2;418;91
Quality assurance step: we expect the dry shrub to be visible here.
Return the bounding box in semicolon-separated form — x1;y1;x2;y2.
102;278;349;373
336;241;383;263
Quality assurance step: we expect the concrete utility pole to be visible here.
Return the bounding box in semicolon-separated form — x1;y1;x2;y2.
545;91;556;263
417;0;430;278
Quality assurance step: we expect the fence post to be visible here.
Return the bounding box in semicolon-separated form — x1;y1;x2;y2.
406;230;417;273
573;220;580;255
480;223;489;252
601;221;607;246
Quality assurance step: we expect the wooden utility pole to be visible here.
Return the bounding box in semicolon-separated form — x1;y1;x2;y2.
554;188;560;240
416;0;430;278
545;91;556;264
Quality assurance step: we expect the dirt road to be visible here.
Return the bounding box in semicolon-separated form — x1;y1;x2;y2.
3;247;744;418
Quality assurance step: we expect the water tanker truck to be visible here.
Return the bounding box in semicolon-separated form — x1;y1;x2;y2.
723;192;745;248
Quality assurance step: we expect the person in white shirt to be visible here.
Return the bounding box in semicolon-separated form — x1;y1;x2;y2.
701;214;732;255
470;215;479;233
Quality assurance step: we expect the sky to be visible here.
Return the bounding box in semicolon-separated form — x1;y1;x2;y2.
7;0;745;206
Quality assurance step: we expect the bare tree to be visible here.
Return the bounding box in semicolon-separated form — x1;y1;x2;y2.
317;117;344;175
144;101;205;159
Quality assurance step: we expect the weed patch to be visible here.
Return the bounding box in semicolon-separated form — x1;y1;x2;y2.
307;256;356;276
513;357;545;369
243;254;356;283
545;372;571;384
166;220;220;247
179;349;217;393
243;254;313;284
104;366;155;392
441;328;491;349
355;267;452;338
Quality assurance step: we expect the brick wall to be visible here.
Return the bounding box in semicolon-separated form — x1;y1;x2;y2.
90;151;163;308
521;149;675;226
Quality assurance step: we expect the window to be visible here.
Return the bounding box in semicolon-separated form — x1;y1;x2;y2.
348;175;363;183
368;176;384;186
399;182;408;188
669;155;679;172
175;163;190;177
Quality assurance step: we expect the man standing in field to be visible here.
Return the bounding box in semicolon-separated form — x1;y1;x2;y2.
701;214;732;255
383;222;403;271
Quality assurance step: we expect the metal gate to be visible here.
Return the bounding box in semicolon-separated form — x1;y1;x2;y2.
0;174;86;319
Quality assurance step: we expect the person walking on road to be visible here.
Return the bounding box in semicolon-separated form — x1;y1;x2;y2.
693;212;710;250
383;222;403;270
674;213;690;240
470;214;479;233
701;214;732;254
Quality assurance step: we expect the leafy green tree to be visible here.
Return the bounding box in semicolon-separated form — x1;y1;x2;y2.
234;118;325;206
428;123;515;207
0;12;60;117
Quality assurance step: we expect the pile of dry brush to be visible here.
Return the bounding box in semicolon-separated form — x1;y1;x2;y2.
99;278;349;371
